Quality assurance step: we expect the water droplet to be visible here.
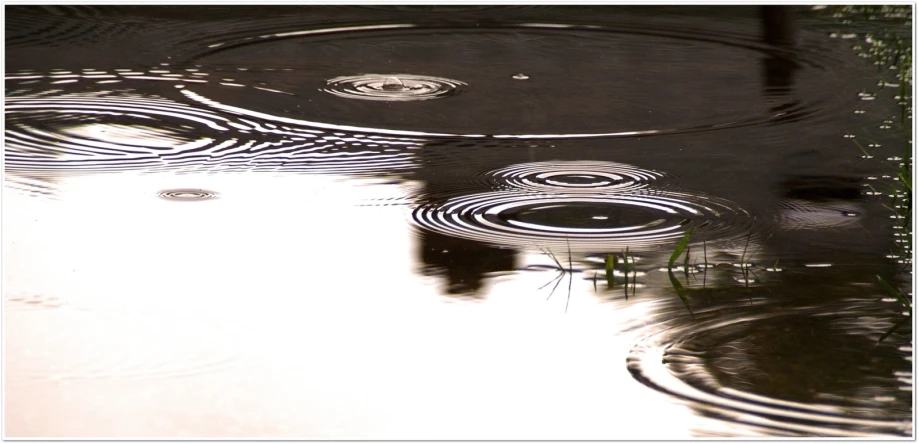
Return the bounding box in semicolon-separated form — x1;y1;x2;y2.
382;77;406;91
512;73;530;80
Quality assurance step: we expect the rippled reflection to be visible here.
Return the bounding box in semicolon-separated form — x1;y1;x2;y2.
411;159;750;253
4;4;912;440
628;300;912;437
486;161;664;193
5;90;425;176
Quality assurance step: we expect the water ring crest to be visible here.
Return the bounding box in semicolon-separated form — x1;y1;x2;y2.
157;188;219;201
486;161;664;193
627;303;912;437
411;189;753;252
322;74;466;101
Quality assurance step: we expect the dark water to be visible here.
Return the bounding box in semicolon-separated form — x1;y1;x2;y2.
4;5;913;438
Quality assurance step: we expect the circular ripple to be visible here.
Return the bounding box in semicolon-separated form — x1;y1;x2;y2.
5;89;424;176
323;74;466;102
486;161;664;193
4;90;256;173
411;190;753;252
628;302;912;437
157;188;219;201
176;20;849;139
775;199;863;230
6;6;139;50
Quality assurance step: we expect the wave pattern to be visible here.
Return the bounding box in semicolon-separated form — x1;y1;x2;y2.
6;6;141;50
169;20;849;140
627;301;912;437
411;187;753;252
775;198;863;230
5;90;426;176
485;161;665;193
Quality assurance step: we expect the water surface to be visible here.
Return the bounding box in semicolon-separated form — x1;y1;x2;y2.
4;5;913;438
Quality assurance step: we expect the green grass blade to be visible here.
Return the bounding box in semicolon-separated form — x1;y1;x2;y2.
668;269;694;317
852;139;871;157
898;167;912;195
605;254;616;288
623;247;630;298
669;228;693;268
878;316;910;344
877;275;912;310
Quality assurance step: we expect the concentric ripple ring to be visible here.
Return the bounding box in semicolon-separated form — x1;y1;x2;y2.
157;188;219;201
411;190;753;251
627;303;912;437
322;74;466;101
486;161;664;193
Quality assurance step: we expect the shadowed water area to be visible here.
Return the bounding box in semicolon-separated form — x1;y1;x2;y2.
4;5;914;438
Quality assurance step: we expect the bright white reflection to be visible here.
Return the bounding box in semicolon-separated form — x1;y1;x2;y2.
5;172;694;439
58;124;195;149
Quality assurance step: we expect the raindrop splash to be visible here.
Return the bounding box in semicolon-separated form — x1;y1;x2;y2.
157;188;219;201
322;74;466;101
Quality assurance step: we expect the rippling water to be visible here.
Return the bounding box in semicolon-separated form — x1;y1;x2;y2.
4;5;913;439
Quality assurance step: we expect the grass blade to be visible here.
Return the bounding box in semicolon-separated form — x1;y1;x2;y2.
878;317;909;344
623;247;630;299
669;228;693;268
740;231;752;264
566;238;572;313
605;254;616;288
668;269;694;317
542;248;564;270
877;275;912;310
593;271;598;292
